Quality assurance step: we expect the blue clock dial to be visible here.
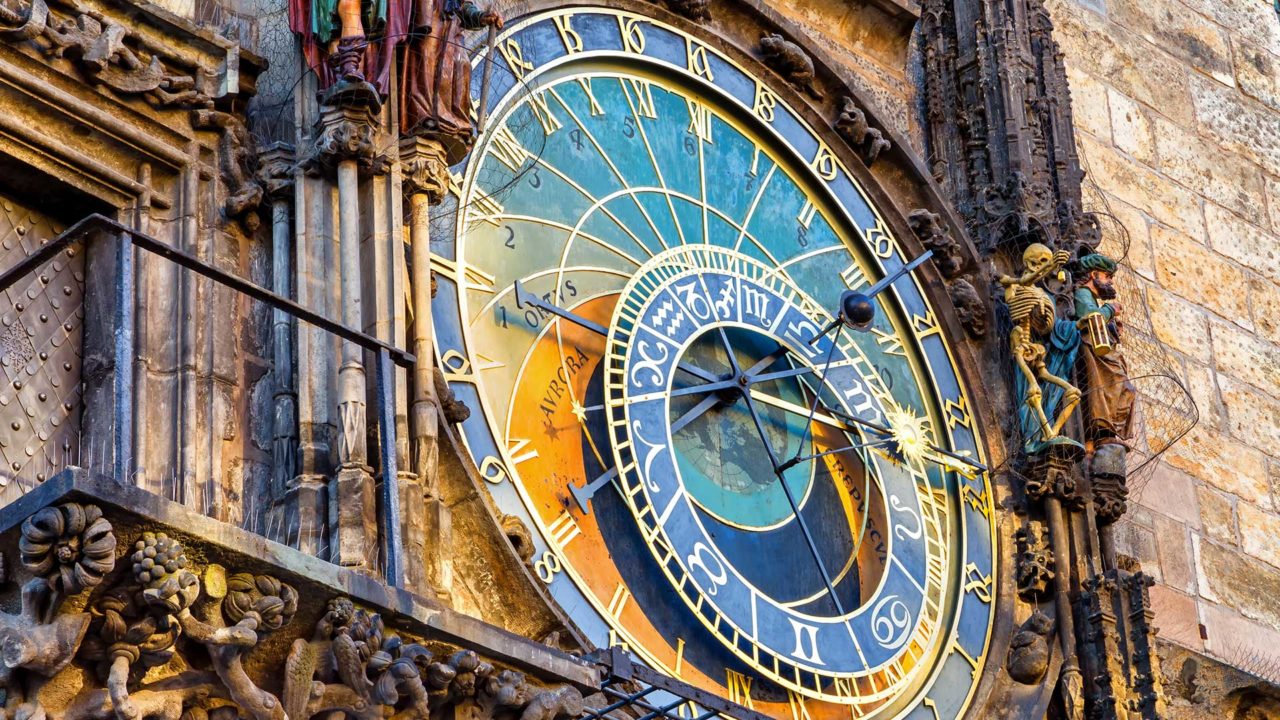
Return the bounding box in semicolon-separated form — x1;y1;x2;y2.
431;9;997;720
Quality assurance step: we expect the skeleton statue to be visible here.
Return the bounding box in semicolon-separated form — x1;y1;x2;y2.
999;243;1081;447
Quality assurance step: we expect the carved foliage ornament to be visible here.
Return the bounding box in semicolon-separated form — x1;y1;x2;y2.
1;502;582;720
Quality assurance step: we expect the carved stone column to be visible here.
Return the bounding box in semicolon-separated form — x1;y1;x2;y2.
400;135;451;598
313;102;382;570
256;144;299;543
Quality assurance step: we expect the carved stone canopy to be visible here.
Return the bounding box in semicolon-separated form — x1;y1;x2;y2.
0;469;597;720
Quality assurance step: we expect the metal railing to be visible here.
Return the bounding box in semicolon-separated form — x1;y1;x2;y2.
0;213;415;585
585;649;772;720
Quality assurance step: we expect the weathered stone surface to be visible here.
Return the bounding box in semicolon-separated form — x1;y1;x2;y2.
1152;116;1268;228
1217;374;1280;452
1133;462;1202;528
1144;284;1212;363
1248;276;1280;346
1067;67;1113;141
1204;202;1280;285
1197;539;1280;629
1114;518;1162;581
1210;318;1280;394
1195;485;1236;547
1151;224;1252;327
1180;0;1280;57
1190;74;1280;177
1182;362;1226;432
1236;501;1280;570
1109;0;1233;85
1148;584;1203;651
1266;174;1280;233
1154;511;1196;593
1162;426;1271;512
1107;88;1155;165
1233;41;1280;112
1079;134;1205;238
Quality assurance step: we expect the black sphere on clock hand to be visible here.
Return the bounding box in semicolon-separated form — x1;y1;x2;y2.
839;291;876;331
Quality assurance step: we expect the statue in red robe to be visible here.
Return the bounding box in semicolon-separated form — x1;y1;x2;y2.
399;0;501;160
288;0;408;97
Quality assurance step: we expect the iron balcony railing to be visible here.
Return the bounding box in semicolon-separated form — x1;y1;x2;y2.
0;212;414;585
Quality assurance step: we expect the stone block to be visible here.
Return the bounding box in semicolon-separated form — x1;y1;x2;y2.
1151;224;1252;327
1144;284;1213;363
1114;517;1162;581
1183;362;1226;432
1249;276;1280;346
1267;174;1280;234
1190;74;1280;177
1197;539;1280;629
1149;583;1204;651
1162;425;1272;511
1233;41;1280;112
1108;88;1156;165
1066;66;1114;141
1152;116;1269;229
1204;203;1280;285
1051;5;1195;125
1154;512;1197;593
1079;134;1205;239
1196;485;1237;547
1211;318;1280;394
1109;0;1234;86
1096;196;1154;280
1237;501;1280;570
1217;374;1280;452
1132;461;1202;528
1181;0;1280;57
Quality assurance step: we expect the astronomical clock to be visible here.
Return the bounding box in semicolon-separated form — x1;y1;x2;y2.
432;7;997;719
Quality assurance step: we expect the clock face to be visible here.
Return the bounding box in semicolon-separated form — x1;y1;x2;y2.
432;9;996;720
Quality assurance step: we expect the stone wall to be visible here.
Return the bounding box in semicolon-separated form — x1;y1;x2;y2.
1046;0;1280;687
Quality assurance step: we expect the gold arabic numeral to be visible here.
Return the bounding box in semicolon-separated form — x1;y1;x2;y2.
576;77;604;116
547;510;582;549
752;81;779;123
497;38;533;80
871;328;906;357
687;40;714;81
552;13;583;54
810;143;838;181
533;550;562;583
624;78;659;119
864;222;894;258
922;698;941;720
961;482;991;519
787;690;813;720
963;562;993;603
674;637;687;677
685;98;713;143
479;455;509;484
489;125;531;172
619;17;646;53
507;437;539;465
945;396;972;430
528;90;564;136
725;669;755;709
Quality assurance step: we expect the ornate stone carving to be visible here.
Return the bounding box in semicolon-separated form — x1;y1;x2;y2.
3;503;115;720
1014;524;1054;601
1007;610;1053;684
256;145;296;202
195;110;265;232
501;514;536;567
311;104;385;174
834;96;890;166
400;137;451;204
948;278;986;338
758;34;822;100
0;0;215;109
908;209;964;279
999;244;1081;451
1090;443;1128;526
647;0;710;21
1025;444;1084;507
2;499;584;720
1076;569;1168;719
434;367;471;424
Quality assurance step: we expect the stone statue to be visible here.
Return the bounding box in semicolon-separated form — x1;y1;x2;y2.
399;0;501;160
999;243;1082;452
1073;253;1135;447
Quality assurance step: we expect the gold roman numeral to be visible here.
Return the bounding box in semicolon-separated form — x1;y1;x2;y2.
787;690;812;720
625;78;658;119
528;90;563;135
725;670;755;709
576;78;604;116
488;125;530;171
547;511;581;548
686;98;713;143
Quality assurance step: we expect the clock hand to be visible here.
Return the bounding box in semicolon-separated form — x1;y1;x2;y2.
514;280;719;383
570;392;722;513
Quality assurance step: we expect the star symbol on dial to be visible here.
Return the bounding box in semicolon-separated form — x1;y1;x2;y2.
571;400;588;425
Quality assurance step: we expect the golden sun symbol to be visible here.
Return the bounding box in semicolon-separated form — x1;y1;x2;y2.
884;403;934;467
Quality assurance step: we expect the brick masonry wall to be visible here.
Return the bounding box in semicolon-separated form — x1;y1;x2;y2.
1046;0;1280;678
